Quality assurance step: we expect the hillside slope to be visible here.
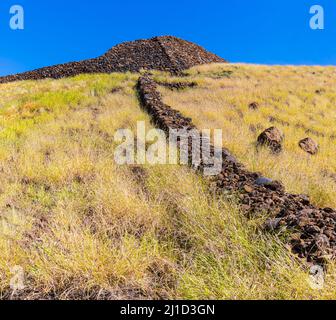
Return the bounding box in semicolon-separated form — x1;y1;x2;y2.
0;65;336;299
158;63;336;209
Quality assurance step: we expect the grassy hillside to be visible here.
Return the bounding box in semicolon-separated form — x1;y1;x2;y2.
157;63;336;208
0;69;336;299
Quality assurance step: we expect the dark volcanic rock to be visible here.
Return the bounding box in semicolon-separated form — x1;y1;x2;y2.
249;102;259;110
255;177;284;192
257;127;284;153
299;137;319;155
264;218;283;231
255;177;273;186
157;81;198;90
0;36;226;84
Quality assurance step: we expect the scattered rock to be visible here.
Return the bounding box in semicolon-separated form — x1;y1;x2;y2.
264;218;282;231
299;137;319;155
257;127;284;153
255;177;283;191
304;225;321;234
243;185;254;193
314;234;330;253
130;166;148;183
255;177;273;186
249;102;259;110
157;81;197;90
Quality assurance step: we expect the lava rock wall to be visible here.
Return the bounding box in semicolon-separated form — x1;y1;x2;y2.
137;75;336;265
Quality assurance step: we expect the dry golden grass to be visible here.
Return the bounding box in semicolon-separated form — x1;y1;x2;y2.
156;63;336;208
0;70;336;300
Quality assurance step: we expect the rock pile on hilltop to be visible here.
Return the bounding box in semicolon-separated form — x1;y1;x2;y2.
0;36;225;84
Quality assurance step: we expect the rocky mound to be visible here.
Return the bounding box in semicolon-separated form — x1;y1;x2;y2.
0;36;225;84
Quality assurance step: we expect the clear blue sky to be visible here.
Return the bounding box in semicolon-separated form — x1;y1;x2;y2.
0;0;335;76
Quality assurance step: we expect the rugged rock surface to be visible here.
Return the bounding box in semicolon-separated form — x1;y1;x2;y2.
299;137;319;155
249;102;259;110
0;36;225;84
137;75;336;265
137;76;197;133
257;127;284;153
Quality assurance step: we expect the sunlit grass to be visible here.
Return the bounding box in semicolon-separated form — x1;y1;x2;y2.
0;70;335;300
156;63;336;208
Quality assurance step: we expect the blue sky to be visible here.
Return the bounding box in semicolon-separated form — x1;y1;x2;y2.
0;0;335;76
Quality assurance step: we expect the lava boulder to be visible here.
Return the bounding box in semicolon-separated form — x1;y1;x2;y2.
299;137;319;155
257;127;284;153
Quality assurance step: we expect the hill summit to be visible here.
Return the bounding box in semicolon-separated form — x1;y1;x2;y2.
0;36;226;83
